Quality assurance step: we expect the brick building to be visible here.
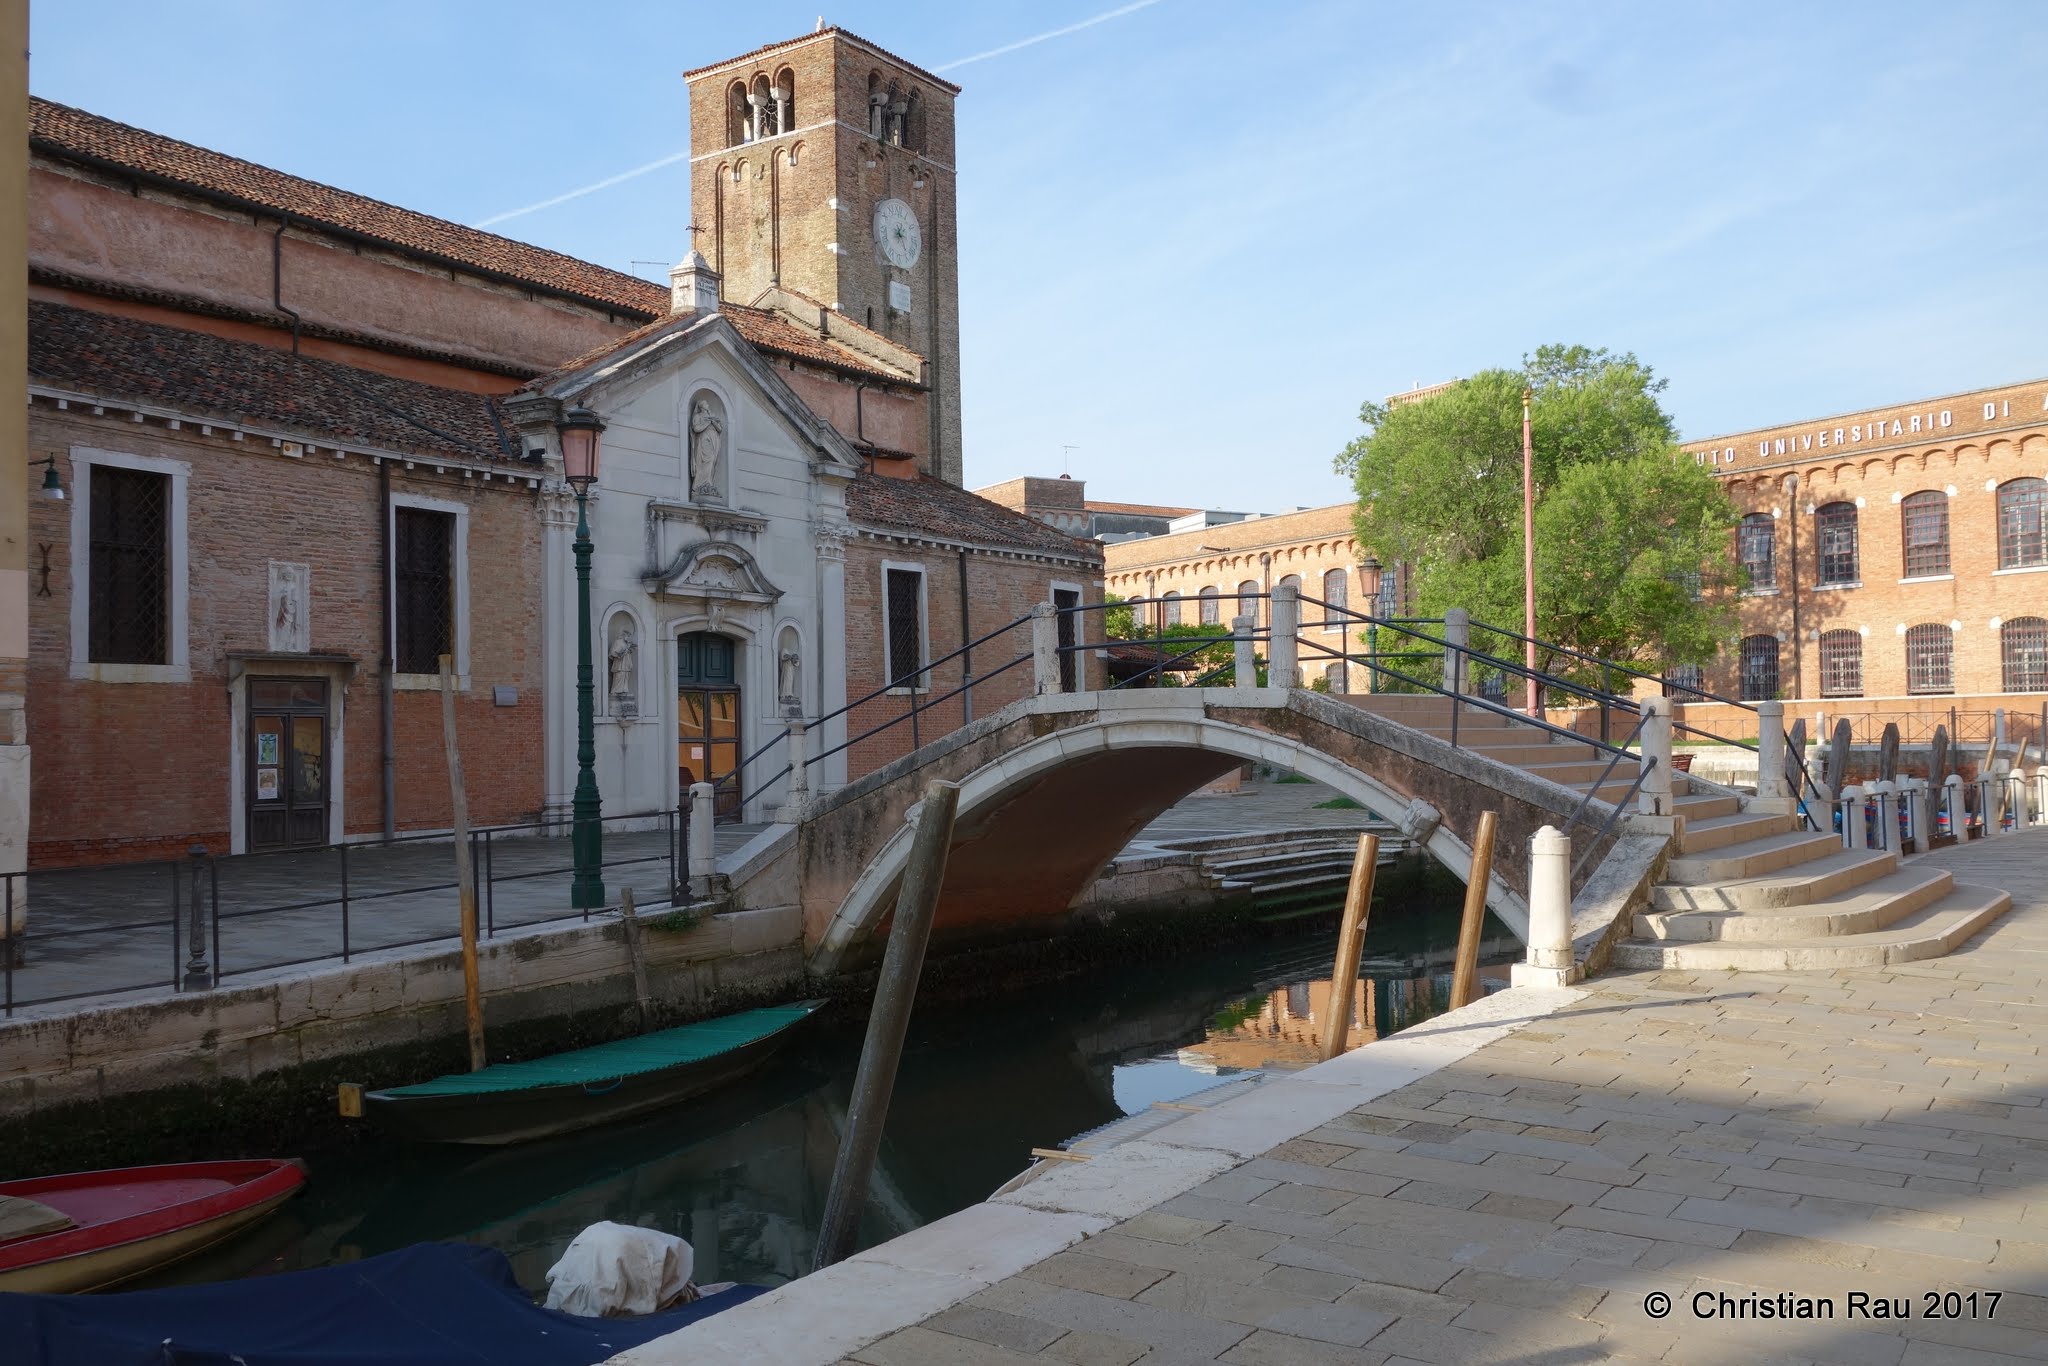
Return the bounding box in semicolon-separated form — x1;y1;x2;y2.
974;474;1198;542
19;24;1099;866
1682;378;2048;735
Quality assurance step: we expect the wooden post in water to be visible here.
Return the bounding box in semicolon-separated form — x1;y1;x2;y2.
618;886;652;1031
440;656;485;1072
813;779;960;1271
1449;811;1500;1009
1319;832;1380;1061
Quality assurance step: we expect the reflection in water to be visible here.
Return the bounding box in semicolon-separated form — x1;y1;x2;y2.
150;926;1513;1292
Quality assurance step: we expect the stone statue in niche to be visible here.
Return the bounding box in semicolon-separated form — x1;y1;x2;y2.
607;620;639;717
778;645;802;713
688;397;725;504
268;561;310;654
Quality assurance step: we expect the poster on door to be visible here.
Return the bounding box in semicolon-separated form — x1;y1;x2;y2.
256;768;280;801
256;733;280;767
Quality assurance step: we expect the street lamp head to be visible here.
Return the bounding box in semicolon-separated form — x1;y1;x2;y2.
38;454;64;501
1358;553;1383;601
557;406;606;492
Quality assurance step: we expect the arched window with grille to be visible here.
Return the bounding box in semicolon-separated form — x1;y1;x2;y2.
751;74;776;138
2003;616;2048;692
1905;623;1954;694
1322;567;1347;615
1160;590;1181;627
1198;586;1220;626
773;66;796;134
1818;630;1862;697
1739;635;1779;701
1816;502;1859;584
1236;579;1260;627
1664;663;1703;697
1738;513;1776;590
1997;477;2046;570
1900;490;1950;578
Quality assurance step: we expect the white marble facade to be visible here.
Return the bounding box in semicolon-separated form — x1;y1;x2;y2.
511;312;859;825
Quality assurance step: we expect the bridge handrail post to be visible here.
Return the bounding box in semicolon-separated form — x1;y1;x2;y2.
1639;696;1674;818
1231;614;1256;687
1756;701;1789;804
1269;583;1300;689
688;781;717;891
1030;602;1062;695
1839;785;1864;849
1902;777;1930;852
2034;765;2048;828
1870;780;1897;852
1443;608;1470;696
1980;773;2002;837
1942;773;1964;840
784;719;810;818
1511;825;1577;988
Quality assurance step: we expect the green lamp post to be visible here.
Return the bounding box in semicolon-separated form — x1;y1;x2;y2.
1360;554;1383;694
559;406;607;910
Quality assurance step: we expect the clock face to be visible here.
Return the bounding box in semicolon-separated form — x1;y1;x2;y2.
874;198;921;269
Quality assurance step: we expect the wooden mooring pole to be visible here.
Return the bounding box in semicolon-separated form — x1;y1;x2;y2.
1319;831;1380;1061
440;656;485;1072
1450;811;1500;1010
813;779;960;1271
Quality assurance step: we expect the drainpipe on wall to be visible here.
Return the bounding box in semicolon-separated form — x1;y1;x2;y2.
380;458;396;840
957;547;973;723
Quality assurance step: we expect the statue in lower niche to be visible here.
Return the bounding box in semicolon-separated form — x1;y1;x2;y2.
608;622;638;715
778;647;801;708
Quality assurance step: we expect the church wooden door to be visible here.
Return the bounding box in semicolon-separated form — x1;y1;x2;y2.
677;633;742;822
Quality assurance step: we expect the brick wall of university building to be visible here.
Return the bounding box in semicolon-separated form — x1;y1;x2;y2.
1685;378;2048;716
841;536;1100;778
24;409;545;865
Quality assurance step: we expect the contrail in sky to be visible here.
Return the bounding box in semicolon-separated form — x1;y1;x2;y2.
471;1;1166;230
932;0;1166;72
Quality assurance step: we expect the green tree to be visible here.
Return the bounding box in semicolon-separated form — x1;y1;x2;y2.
1337;345;1737;689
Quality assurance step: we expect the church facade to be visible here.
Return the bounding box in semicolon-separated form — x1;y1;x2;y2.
19;26;1099;868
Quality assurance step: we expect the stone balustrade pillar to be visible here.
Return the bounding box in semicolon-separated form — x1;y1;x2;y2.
1870;780;1897;852
1442;608;1470;696
1756;701;1790;805
1231;614;1256;687
1639;696;1674;818
1839;786;1864;849
1902;778;1931;853
1270;582;1300;689
1943;774;1965;840
1031;602;1062;695
688;781;716;887
1512;825;1576;989
784;719;809;816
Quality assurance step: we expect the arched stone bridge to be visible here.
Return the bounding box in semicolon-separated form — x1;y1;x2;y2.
716;687;1662;977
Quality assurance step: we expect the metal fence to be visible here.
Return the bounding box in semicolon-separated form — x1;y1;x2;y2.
0;806;695;1017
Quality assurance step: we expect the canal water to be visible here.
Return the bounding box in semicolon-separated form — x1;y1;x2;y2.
151;911;1515;1294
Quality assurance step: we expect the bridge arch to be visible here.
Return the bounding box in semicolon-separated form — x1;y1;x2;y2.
806;708;1530;977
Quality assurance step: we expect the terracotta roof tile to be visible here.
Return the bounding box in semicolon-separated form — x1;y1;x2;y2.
31;97;671;318
30;300;515;462
847;471;1101;560
720;304;917;384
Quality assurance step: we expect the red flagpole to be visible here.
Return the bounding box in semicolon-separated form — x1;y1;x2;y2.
1523;387;1539;721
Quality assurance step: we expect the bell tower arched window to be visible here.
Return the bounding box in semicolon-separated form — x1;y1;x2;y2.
773;67;795;134
751;75;776;139
726;81;748;147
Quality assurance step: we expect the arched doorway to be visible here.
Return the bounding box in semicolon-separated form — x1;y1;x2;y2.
677;631;742;821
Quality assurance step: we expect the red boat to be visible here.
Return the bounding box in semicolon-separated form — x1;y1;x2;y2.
0;1158;306;1294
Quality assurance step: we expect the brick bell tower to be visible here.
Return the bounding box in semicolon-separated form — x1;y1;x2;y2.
684;29;963;486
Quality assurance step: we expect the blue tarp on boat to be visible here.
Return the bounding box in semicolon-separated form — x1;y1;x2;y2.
0;1241;769;1366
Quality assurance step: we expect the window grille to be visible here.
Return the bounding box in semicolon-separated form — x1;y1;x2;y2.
1739;635;1779;702
1160;591;1181;627
1664;664;1704;697
884;568;924;688
88;465;170;664
1905;624;1953;695
1322;568;1347;614
1054;587;1080;692
1818;630;1862;698
1997;478;2046;570
394;508;455;674
1738;513;1776;590
1236;579;1260;627
1815;502;1858;584
2002;616;2048;693
1900;491;1950;577
1198;587;1219;626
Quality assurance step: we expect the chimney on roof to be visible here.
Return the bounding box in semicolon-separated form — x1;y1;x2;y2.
670;250;721;315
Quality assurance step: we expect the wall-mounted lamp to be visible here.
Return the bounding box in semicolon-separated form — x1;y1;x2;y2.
38;454;64;501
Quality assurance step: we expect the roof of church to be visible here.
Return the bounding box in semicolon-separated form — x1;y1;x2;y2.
31;96;926;387
527;302;917;392
848;471;1101;561
29;300;516;463
30;98;672;319
680;26;961;94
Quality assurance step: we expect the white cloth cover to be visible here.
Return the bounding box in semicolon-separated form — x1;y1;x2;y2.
543;1221;695;1318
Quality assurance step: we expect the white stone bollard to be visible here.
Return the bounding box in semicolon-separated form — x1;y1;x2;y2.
1512;825;1576;989
1756;701;1789;804
1269;581;1301;689
1443;608;1471;696
2034;766;2048;828
784;719;809;814
1838;786;1864;849
688;781;716;882
1943;773;1965;840
1980;776;2002;837
1639;696;1674;818
1231;614;1256;687
1902;778;1932;853
1030;602;1062;695
1870;780;1897;852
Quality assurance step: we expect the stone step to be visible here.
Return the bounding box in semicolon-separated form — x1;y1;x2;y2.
1674;793;1743;820
1677;810;1799;855
1634;865;1956;942
1610;884;2012;971
1650;847;1898;911
1665;829;1840;884
1212;853;1357;881
1226;870;1357;898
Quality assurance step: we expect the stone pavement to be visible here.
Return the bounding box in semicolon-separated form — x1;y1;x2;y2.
627;829;2048;1366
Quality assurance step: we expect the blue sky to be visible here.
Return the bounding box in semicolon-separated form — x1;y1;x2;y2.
29;2;2048;511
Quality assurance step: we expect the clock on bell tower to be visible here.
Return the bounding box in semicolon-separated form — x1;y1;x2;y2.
684;28;963;486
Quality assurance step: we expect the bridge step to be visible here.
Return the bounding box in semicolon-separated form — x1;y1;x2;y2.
1649;847;1899;911
1611;884;2011;970
1665;830;1840;884
1676;810;1800;855
1633;865;1957;942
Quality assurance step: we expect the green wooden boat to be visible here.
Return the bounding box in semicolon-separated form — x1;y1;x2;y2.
362;1001;827;1146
